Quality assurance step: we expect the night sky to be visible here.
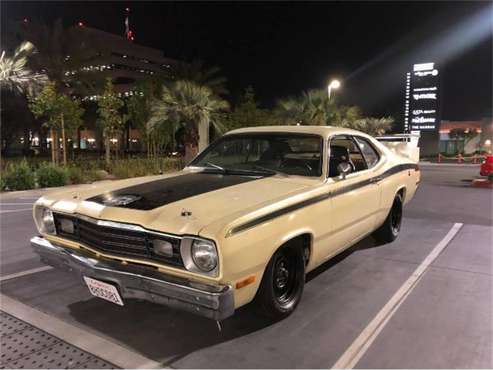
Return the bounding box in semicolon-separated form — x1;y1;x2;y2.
2;1;492;122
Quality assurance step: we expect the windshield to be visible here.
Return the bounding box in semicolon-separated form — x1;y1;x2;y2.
190;133;323;177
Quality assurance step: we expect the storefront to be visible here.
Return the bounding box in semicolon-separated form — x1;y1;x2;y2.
439;119;493;155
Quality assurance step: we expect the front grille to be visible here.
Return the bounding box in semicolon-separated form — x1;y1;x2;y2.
53;213;184;268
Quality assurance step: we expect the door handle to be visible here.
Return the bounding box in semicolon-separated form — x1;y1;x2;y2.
371;176;383;183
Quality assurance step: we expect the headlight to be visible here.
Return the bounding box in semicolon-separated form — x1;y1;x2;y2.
191;239;218;272
181;237;218;276
34;206;56;235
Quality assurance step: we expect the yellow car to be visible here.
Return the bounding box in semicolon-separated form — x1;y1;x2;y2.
31;126;420;320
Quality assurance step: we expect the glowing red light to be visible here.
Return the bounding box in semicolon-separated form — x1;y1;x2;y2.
126;7;130;12
23;18;29;23
78;21;84;27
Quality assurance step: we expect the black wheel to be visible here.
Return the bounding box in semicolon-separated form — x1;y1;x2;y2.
255;243;305;319
373;192;403;243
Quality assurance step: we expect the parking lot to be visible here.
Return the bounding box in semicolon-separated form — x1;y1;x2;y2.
1;163;492;368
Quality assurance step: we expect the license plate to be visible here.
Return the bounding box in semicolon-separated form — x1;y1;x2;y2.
83;276;124;306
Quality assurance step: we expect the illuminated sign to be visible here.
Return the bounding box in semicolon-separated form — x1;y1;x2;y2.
403;62;440;132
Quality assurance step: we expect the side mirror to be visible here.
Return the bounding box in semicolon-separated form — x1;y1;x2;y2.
337;162;352;180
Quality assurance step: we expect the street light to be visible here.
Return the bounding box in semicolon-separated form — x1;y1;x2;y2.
327;79;341;100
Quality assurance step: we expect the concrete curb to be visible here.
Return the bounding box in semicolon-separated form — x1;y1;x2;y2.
419;162;481;167
0;181;113;200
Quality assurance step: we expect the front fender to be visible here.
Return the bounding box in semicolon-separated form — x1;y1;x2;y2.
205;224;315;308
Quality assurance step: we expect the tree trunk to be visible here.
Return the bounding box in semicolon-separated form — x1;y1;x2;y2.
76;126;81;157
52;130;60;165
171;122;176;152
50;129;56;165
55;131;60;165
61;113;67;166
23;128;30;155
183;122;199;163
147;134;150;159
105;136;110;166
39;129;46;154
126;124;130;152
184;143;198;164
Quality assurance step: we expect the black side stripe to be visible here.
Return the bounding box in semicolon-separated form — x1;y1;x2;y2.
227;163;418;237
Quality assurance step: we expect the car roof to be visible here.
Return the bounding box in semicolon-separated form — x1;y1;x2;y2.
226;125;368;139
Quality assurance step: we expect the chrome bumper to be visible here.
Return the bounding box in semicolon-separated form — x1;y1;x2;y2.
30;236;234;320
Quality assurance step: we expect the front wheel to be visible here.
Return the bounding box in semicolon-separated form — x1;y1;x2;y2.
373;192;403;243
255;243;305;319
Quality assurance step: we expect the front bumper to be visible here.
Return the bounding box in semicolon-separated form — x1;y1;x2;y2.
30;236;234;320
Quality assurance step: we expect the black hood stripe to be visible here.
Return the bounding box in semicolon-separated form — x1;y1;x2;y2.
87;172;261;210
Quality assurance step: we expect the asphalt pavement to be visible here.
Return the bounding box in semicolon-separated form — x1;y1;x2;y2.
0;163;491;368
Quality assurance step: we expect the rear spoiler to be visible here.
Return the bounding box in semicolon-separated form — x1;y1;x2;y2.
376;132;420;163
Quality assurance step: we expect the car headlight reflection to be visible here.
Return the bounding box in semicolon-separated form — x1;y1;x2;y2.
191;239;218;272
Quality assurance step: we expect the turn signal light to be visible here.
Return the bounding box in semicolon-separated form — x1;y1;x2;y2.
236;275;255;289
152;239;173;258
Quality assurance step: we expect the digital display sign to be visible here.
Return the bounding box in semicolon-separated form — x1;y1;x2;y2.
403;62;440;132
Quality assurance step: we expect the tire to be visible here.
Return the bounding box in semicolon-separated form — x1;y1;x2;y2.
255;242;305;319
373;192;403;243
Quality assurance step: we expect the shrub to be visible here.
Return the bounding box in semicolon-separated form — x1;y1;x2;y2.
1;156;185;190
1;160;36;191
66;165;83;184
111;160;147;179
109;158;183;179
36;163;68;188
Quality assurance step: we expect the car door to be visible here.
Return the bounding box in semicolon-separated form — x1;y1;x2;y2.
324;135;381;258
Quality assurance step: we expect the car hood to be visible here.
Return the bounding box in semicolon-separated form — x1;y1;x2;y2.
41;170;315;237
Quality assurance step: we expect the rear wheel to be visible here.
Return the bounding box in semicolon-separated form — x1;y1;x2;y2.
373;192;403;243
255;243;305;319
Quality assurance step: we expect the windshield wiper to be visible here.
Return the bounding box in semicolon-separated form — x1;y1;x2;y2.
204;162;226;172
198;162;282;177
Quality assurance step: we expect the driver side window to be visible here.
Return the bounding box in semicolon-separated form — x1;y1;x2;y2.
329;136;367;178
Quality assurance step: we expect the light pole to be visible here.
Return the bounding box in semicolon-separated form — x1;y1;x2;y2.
327;79;341;100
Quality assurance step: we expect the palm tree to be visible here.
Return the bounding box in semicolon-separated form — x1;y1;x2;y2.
275;88;393;136
301;89;335;126
0;41;47;95
276;89;337;126
173;60;228;96
331;105;363;128
149;80;229;162
352;117;393;136
275;97;305;125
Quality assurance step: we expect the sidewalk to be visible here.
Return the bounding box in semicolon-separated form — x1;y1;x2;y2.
1;310;116;369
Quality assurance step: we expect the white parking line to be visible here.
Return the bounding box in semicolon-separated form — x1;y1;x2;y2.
0;266;53;282
332;222;463;369
0;294;162;369
0;208;32;214
0;203;35;205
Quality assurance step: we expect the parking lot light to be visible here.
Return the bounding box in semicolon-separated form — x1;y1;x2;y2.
328;79;341;100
